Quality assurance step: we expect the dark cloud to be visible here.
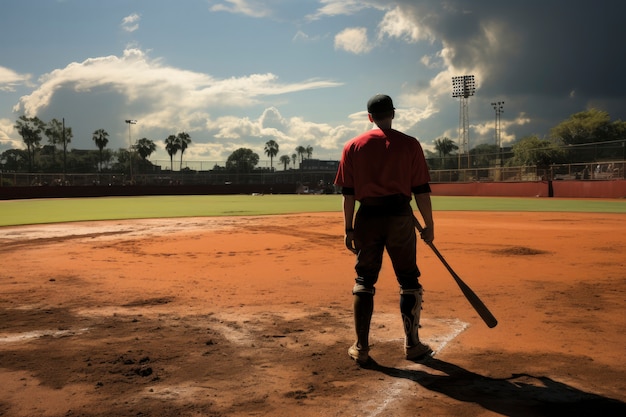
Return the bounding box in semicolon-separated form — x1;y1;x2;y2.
398;1;625;99
391;0;625;143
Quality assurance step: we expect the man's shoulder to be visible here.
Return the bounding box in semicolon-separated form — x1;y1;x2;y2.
344;129;380;147
388;128;418;141
344;128;419;148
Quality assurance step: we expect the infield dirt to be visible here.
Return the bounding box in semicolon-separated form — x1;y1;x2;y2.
0;211;625;416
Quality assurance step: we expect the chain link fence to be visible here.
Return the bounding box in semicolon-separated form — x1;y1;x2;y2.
2;161;624;188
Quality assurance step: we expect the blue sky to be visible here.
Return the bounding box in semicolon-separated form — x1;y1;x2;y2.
1;0;624;169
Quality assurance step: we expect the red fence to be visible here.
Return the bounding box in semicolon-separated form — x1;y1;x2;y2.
431;180;626;199
1;180;625;200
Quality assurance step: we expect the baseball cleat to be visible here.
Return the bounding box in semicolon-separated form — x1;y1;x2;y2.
348;343;370;365
405;342;433;361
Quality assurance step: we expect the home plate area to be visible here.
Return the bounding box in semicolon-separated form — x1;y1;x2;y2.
361;313;470;364
339;314;471;416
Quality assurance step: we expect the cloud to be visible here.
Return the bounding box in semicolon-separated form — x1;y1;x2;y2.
0;118;23;150
308;0;385;20
292;30;325;43
121;13;140;32
209;0;272;18
334;27;373;54
14;48;340;119
391;1;626;98
205;107;356;160
11;48;343;161
345;1;626;148
377;6;431;43
0;66;32;91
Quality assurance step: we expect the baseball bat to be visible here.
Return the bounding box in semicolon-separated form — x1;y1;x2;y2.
414;217;498;328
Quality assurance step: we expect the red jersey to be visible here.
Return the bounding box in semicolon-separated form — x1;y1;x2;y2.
334;128;430;201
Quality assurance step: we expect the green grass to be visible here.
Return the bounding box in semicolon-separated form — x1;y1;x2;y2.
0;195;624;227
428;196;626;213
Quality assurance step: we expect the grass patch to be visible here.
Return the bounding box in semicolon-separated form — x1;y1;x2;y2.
0;195;624;227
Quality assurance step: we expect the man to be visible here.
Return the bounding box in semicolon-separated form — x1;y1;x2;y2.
334;94;435;365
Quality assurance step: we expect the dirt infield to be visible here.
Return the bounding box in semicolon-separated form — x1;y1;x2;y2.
0;211;625;417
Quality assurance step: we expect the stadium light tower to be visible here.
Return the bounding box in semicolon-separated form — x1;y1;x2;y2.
491;101;504;167
125;119;137;183
452;75;475;170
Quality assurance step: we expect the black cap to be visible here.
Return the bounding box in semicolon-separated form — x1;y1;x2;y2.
367;94;395;114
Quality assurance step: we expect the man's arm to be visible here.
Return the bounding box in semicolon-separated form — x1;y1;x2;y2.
414;192;434;243
342;194;357;253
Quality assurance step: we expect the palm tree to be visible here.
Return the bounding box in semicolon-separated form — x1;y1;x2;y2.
133;138;157;174
279;155;291;171
176;132;191;170
135;138;157;161
295;146;306;164
291;153;297;168
305;145;313;159
92;129;109;172
434;137;458;158
165;134;179;171
264;139;279;171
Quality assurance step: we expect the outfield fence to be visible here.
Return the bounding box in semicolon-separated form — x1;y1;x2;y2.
1;161;624;188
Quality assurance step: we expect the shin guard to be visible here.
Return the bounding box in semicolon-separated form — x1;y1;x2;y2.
400;287;423;348
352;288;374;351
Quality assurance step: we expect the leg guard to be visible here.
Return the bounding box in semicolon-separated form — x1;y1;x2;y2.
400;287;432;359
400;287;423;348
352;286;374;350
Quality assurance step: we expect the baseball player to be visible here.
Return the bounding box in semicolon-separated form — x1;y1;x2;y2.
334;94;435;364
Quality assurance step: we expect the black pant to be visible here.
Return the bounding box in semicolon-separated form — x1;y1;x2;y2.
353;202;421;291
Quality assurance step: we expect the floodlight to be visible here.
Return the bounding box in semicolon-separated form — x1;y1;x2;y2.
452;75;475;98
451;75;476;169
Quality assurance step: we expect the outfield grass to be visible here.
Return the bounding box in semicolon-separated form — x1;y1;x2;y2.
0;195;624;227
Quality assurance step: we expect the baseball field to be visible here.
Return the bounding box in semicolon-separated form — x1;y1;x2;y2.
0;195;625;416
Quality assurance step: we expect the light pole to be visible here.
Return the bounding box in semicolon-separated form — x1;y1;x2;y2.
452;75;475;170
125;119;137;183
491;101;504;167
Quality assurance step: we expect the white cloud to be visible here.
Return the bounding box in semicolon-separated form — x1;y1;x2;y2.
334;27;372;54
292;30;325;43
10;48;343;161
308;0;386;20
14;48;340;120
0;66;32;91
471;112;531;148
0;118;23;150
121;13;140;32
259;107;287;130
287;117;357;151
209;0;272;18
378;6;429;43
207;107;355;160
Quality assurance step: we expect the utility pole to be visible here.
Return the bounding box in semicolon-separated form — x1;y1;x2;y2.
125;119;137;183
62;118;66;178
491;101;504;167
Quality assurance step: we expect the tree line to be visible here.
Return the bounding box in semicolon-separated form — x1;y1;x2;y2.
4;109;624;175
205;141;314;173
3;116;315;174
428;109;626;169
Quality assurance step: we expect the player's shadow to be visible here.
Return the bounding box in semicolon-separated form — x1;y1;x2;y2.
367;357;626;417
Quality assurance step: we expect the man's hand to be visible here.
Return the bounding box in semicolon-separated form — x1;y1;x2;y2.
420;225;434;244
345;230;357;254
